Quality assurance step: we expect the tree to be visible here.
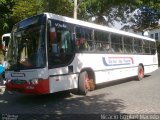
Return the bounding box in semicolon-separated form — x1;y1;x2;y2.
1;0;159;35
0;0;14;35
121;0;160;31
0;0;14;20
78;0;160;31
81;0;131;25
45;0;74;18
12;0;44;23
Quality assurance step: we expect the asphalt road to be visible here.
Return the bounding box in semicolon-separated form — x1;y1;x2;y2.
0;68;160;120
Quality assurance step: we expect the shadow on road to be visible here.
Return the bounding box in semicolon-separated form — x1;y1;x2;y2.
0;74;154;119
0;74;153;115
0;88;127;120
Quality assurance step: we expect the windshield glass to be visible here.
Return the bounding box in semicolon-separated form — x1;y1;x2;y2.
7;15;46;70
48;19;74;68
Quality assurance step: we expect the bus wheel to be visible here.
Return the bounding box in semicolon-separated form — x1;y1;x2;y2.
137;65;144;80
78;71;89;95
88;78;95;91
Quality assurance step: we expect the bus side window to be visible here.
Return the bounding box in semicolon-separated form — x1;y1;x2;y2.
75;27;87;51
49;26;59;55
134;39;143;54
150;41;156;54
110;33;122;53
143;40;150;54
123;36;133;54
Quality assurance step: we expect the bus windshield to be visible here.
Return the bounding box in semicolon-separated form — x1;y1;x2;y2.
7;15;46;70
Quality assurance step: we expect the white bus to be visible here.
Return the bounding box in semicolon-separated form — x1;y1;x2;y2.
1;33;10;70
5;13;158;95
1;33;11;52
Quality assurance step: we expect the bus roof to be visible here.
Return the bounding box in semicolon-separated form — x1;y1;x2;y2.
45;13;155;42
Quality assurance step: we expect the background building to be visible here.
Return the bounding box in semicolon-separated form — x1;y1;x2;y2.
143;20;160;41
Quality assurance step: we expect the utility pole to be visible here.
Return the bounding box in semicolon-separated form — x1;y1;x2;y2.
73;0;77;19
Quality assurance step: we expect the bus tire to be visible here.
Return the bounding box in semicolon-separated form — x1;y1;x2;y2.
137;65;144;80
78;71;89;95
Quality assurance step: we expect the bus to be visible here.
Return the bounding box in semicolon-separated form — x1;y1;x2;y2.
1;33;11;52
5;13;158;95
0;33;11;78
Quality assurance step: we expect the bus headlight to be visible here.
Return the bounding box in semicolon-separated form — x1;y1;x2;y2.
6;79;11;83
29;79;39;85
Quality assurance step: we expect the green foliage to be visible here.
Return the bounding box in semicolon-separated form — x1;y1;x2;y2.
83;0;159;29
45;0;74;17
127;0;160;31
79;0;134;24
0;0;14;35
12;0;44;22
0;0;14;18
0;0;159;36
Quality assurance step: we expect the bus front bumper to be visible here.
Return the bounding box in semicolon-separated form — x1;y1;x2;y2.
5;79;49;94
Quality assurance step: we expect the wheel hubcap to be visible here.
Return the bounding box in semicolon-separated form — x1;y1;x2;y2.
139;69;143;78
85;76;89;90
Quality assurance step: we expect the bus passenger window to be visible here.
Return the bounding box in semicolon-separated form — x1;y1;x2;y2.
75;27;91;52
87;40;94;51
134;39;143;54
110;34;122;53
143;40;150;54
150;41;156;54
51;44;58;54
123;37;133;54
48;21;74;68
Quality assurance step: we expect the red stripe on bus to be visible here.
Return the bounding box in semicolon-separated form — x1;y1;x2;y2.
5;79;49;95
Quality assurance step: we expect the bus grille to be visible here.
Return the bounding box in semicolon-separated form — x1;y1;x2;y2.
11;80;27;84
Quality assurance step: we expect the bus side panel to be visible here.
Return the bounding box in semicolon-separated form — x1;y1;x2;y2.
144;65;158;74
49;69;78;93
73;53;158;84
95;67;138;84
133;54;158;74
144;54;158;74
48;53;158;93
73;54;139;84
